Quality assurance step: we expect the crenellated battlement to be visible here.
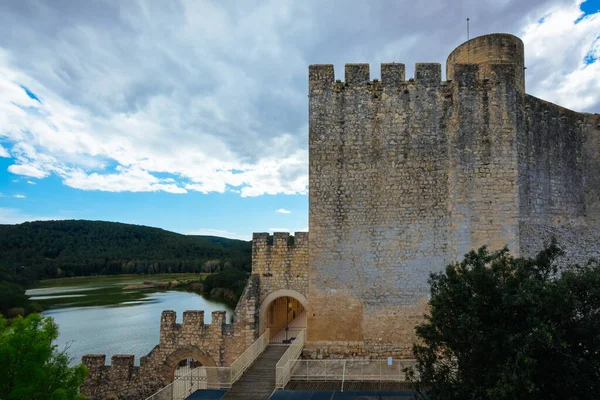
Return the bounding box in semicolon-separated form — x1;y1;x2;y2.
81;353;153;399
252;231;309;249
446;33;525;92
252;232;309;300
309;34;525;92
82;278;261;400
310;63;445;88
309;60;520;91
82;354;137;370
159;310;230;342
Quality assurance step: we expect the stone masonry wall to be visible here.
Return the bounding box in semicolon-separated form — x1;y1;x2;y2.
446;34;525;92
252;232;309;301
448;63;521;258
81;276;260;400
518;96;600;264
307;56;528;357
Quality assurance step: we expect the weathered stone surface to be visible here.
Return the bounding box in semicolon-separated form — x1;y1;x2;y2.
81;33;600;398
81;276;261;400
306;33;599;358
252;232;309;301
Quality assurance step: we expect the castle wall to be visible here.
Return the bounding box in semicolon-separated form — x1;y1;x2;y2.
448;63;521;258
518;96;600;264
307;60;524;357
252;232;309;302
446;33;525;92
81;276;260;400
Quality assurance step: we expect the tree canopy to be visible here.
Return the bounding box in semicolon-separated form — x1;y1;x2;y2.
408;241;600;400
0;220;251;280
0;220;252;316
0;313;87;400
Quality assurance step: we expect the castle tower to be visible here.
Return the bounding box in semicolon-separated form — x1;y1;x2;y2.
303;33;600;358
446;33;525;92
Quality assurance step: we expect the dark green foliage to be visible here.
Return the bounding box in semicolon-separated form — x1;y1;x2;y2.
0;220;251;279
0;220;251;317
203;269;250;300
407;240;600;400
0;313;87;400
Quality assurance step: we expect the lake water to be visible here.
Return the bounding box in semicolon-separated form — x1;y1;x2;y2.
26;275;233;366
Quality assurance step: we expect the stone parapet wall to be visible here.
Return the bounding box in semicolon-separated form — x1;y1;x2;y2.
81;354;162;400
224;274;260;363
308;58;523;350
81;276;260;400
518;96;600;265
252;232;309;301
303;341;414;360
446;33;525;92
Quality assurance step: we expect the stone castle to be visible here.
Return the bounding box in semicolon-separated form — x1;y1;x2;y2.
82;34;600;399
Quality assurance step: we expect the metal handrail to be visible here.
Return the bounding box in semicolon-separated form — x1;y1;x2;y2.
282;358;417;384
230;328;270;382
145;365;231;400
145;329;270;400
275;329;305;389
270;327;304;344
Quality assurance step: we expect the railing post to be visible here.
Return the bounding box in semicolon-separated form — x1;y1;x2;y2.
343;360;347;392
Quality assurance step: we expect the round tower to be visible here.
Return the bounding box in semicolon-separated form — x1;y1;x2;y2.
446;33;525;92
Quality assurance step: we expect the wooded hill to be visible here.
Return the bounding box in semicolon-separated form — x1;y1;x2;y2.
0;220;251;281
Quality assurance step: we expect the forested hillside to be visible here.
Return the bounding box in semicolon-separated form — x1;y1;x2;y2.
0;220;252;316
0;220;251;281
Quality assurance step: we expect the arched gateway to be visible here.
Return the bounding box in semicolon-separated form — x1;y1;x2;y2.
81;232;309;400
82;33;600;399
259;289;309;343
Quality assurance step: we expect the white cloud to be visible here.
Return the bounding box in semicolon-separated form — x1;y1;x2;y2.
0;1;310;197
0;207;62;224
0;144;9;157
27;180;36;184
8;163;48;178
13;194;25;198
521;0;600;112
276;208;291;214
0;0;597;198
186;228;250;241
63;167;187;194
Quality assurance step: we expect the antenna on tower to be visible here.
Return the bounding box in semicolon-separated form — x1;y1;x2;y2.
467;17;470;41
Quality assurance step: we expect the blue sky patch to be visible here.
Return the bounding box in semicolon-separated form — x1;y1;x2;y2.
577;0;600;23
20;85;41;103
584;36;600;65
580;0;600;15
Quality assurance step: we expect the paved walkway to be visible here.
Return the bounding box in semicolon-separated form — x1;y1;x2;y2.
221;345;289;400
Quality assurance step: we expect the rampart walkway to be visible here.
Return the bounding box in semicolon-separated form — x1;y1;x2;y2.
222;345;289;400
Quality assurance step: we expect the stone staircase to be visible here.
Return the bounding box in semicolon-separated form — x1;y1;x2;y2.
221;345;289;400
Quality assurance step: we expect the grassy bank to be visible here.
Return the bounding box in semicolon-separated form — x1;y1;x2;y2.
35;273;208;288
27;271;248;310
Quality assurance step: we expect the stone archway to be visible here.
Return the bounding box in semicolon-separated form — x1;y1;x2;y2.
161;345;217;383
259;289;309;337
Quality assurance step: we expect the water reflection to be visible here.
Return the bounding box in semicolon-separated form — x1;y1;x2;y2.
26;278;233;365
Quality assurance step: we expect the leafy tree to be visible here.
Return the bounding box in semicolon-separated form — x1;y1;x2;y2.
0;220;253;317
0;314;87;400
203;269;250;299
0;220;252;281
408;241;600;400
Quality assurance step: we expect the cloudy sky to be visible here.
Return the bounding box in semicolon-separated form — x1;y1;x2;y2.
0;0;598;240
